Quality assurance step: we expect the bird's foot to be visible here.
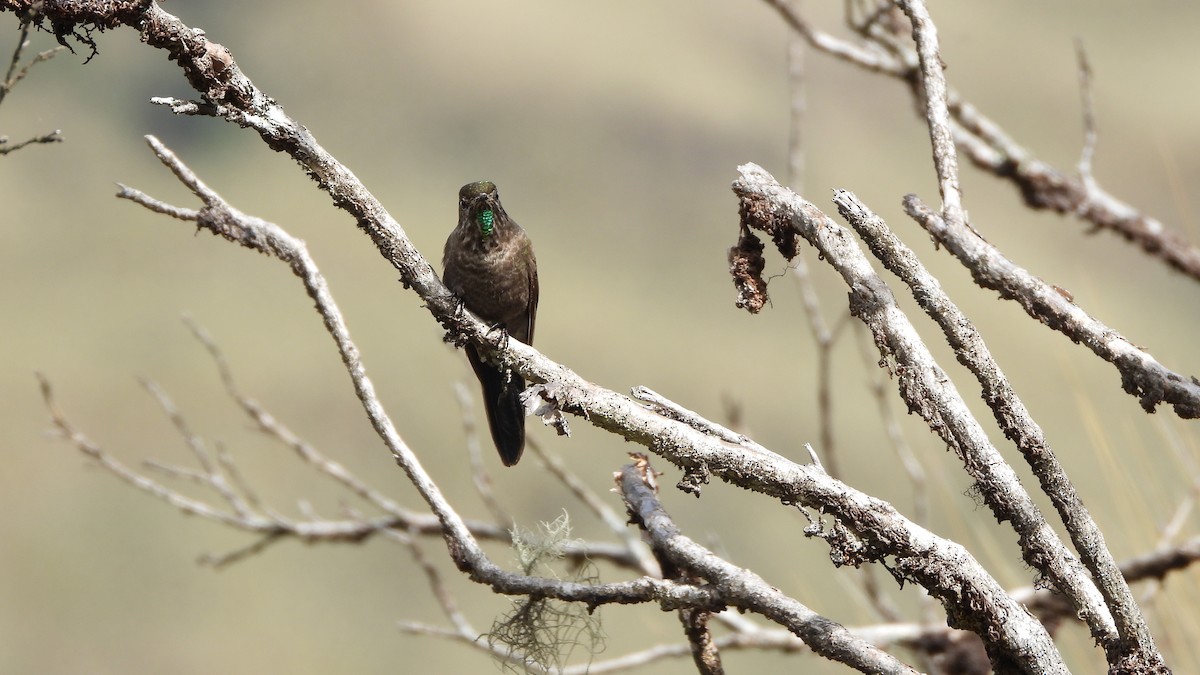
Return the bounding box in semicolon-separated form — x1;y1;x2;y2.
485;322;511;351
442;296;471;346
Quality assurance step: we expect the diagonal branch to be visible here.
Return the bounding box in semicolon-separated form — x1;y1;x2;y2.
114;134;723;611
110;128;1062;669
183;316;413;521
903;195;1200;420
12;3;1184;670
618;455;918;675
755;0;1200;282
834;187;1160;667
733;162;1089;673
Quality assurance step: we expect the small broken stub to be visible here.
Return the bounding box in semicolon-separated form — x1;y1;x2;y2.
676;463;710;497
525;382;571;437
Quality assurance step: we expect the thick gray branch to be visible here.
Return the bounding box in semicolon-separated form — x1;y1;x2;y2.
904;196;1200;420
832;189;1151;658
618;457;918;675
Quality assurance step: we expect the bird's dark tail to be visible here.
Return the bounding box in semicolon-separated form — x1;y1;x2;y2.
466;346;526;466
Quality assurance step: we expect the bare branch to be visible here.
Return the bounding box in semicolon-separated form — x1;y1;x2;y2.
528;441;662;579
950;96;1200;281
0;19;66;153
757;0;1200;281
1074;39;1098;188
106;128;1067;669
453;381;512;526
40;372;283;537
1118;535;1200;584
388;527;477;638
734;163;1112;637
42;361;707;602
0;127;62;154
832;188;1156;659
904;194;1200;419
183;316;412;521
617;455;919;675
678;605;723;675
895;0;964;231
111;134;726;612
47;317;645;574
13;2;1194;671
3;22;45;94
1014;534;1200;646
759;0;906;75
630;386;749;447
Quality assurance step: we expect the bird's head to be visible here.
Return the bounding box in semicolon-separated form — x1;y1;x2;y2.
458;181;502;238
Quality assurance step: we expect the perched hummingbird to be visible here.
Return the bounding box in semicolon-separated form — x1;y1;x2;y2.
443;181;539;466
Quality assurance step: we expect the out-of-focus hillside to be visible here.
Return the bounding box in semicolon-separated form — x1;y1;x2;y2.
2;3;1198;673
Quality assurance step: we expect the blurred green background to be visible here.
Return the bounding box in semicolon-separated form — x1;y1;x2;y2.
3;1;1199;672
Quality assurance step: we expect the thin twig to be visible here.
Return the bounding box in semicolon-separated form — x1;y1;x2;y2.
678;605;723;674
1075;39;1098;189
0;19;68;153
528;439;662;579
43;368;642;570
199;532;287;568
139;378;217;475
630;387;752;447
0;128;62;154
388;526;477;637
896;0;964;231
453;381;510;526
215;441;260;510
39;372;270;532
1139;421;1200;609
786;21;806;192
183;315;411;520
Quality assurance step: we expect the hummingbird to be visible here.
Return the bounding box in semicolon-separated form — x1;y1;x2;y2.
443;181;539;466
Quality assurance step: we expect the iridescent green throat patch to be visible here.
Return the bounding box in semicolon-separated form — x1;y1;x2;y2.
477;209;495;236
